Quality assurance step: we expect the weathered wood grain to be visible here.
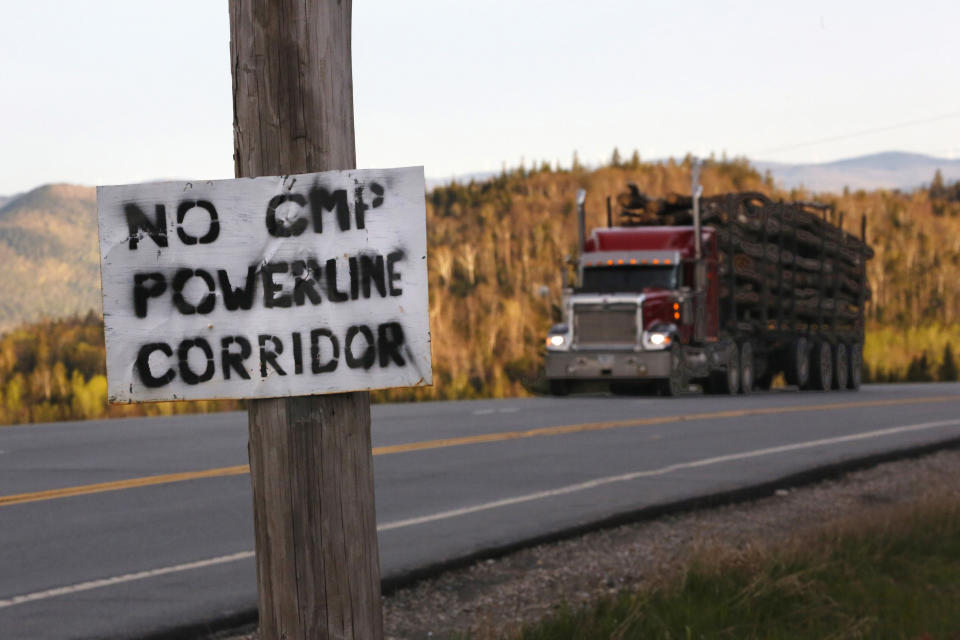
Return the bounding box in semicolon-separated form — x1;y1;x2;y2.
230;1;384;638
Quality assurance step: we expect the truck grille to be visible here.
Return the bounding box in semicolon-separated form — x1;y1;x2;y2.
573;303;637;347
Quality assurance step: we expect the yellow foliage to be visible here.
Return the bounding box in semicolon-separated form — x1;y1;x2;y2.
2;157;959;424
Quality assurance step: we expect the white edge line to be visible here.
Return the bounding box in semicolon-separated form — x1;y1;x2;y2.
376;419;960;531
3;418;958;609
0;552;254;609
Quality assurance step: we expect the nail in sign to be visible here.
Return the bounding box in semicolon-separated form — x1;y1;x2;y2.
97;167;432;403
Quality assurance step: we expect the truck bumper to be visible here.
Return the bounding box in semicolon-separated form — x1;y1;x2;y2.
545;350;672;380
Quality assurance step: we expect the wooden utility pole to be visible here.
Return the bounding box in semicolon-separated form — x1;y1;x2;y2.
229;2;383;639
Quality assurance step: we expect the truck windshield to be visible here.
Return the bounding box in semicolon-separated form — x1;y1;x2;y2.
579;265;678;293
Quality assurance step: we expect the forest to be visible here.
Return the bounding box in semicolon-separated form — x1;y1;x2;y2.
0;156;957;425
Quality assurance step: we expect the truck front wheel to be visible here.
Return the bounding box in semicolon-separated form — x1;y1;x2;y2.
659;346;687;397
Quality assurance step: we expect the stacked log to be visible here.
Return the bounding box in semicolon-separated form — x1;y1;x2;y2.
617;185;873;335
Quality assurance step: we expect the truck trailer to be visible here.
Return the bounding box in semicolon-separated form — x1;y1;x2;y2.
544;169;873;396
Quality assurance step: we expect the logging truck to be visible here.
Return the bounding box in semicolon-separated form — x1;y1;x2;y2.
544;167;873;396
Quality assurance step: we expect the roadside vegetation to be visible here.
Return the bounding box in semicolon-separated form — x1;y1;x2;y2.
0;313;240;425
0;157;959;424
511;493;960;640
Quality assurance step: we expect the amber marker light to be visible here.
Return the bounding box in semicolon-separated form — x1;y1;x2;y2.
653;259;660;265
630;259;637;265
617;259;624;265
607;259;614;266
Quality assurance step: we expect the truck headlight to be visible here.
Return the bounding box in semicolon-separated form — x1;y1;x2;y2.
642;330;672;350
546;324;570;351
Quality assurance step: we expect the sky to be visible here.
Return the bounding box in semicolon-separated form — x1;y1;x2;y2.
1;0;959;195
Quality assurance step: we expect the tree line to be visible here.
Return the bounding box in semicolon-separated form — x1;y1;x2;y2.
1;156;958;424
0;312;240;425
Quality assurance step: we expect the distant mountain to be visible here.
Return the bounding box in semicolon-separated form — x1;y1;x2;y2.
427;152;960;194
0;193;20;209
756;151;960;193
0;184;100;331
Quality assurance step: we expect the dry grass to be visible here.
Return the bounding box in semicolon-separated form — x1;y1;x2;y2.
511;491;960;640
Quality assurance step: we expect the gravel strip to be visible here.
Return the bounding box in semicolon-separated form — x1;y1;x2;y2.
223;448;960;640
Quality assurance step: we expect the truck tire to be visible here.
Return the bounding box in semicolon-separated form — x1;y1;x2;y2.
549;379;570;396
659;346;687;397
848;343;863;390
808;341;833;391
833;343;849;390
784;337;809;388
707;343;740;394
739;342;754;394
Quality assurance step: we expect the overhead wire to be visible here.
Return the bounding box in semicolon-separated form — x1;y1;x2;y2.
750;110;960;157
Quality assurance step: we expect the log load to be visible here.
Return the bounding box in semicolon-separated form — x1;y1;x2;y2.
617;185;872;335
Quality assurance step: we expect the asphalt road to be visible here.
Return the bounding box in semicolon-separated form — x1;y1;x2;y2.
2;383;960;639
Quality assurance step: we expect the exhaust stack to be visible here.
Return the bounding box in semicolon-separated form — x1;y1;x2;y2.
576;189;587;253
691;159;707;343
691;159;703;260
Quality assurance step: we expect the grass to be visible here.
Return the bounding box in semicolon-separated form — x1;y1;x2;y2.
512;496;960;640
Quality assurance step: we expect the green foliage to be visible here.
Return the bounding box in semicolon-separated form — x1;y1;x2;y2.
906;352;933;382
864;324;960;382
514;498;960;640
938;343;958;382
0;314;240;426
5;159;960;418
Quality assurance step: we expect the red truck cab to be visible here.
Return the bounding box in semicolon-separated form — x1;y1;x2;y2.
583;227;720;342
545;225;721;395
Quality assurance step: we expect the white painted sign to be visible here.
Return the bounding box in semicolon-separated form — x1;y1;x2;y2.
97;167;432;403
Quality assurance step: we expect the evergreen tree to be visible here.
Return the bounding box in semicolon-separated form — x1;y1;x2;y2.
906;352;933;382
938;343;958;382
921;352;932;381
931;169;945;199
610;147;622;168
931;169;947;216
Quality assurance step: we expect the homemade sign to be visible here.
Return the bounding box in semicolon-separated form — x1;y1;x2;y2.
97;167;431;403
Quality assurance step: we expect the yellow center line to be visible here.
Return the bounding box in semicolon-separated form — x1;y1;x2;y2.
2;394;959;508
371;394;960;455
0;465;251;508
